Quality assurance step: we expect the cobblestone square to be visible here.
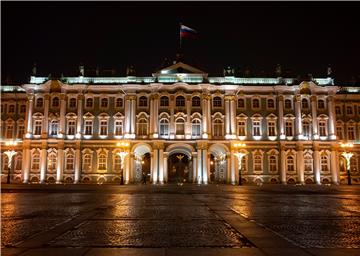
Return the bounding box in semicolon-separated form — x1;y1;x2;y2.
1;184;360;256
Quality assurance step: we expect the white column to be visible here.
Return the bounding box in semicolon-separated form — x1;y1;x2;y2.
327;96;336;140
153;96;159;138
124;154;130;184
197;148;202;184
313;146;321;184
280;144;286;184
130;98;136;136
225;98;230;136
192;155;197;183
230;149;236;185
202;149;208;184
42;95;50;138
23;148;31;183
40;147;47;183
152;149;158;184
295;95;302;140
202;96;207;138
311;96;319;139
278;96;285;139
296;144;304;184
230;97;236;137
158;148;164;183
207;98;211;136
76;95;83;138
330;147;338;184
59;94;66;137
124;97;131;137
56;148;64;183
163;154;168;183
25;94;34;137
74;148;81;183
149;96;154;137
170;96;175;139
186;96;191;139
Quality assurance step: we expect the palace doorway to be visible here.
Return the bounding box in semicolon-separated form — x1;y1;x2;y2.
168;153;191;183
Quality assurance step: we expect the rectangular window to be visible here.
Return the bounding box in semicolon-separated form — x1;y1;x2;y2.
303;122;310;137
335;106;341;115
160;122;169;137
347;106;353;115
67;120;76;135
192;122;201;137
6;124;14;139
84;120;93;135
268;121;276;136
66;156;74;170
83;155;92;171
285;121;293;136
100;120;108;135
348;127;355;140
253;121;261;136
8;105;15;114
319;121;327;136
336;126;343;140
176;123;185;135
238;121;246;136
17;125;24;139
34;120;42;135
114;120;123;136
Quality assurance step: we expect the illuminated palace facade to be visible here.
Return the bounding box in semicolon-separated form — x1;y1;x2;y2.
1;62;360;185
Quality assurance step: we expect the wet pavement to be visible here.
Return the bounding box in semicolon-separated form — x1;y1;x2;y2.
1;184;360;256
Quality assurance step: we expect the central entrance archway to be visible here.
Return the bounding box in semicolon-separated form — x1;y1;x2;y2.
168;153;190;183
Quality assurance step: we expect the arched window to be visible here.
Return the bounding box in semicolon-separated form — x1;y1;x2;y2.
86;98;93;108
32;151;40;170
160;96;169;107
114;154;121;172
83;154;92;172
320;155;329;172
252;99;260;109
66;153;75;170
213;97;222;107
36;98;43;108
69;98;77;108
269;156;277;173
213;119;224;137
304;154;313;173
254;154;262;172
238;98;245;108
284;99;292;109
48;153;57;172
286;156;295;172
139;96;147;107
98;154;107;170
267;99;275;109
101;98;108;108
159;119;169;137
191;119;201;137
137;118;148;136
175;118;185;135
176;96;185;107
52;97;59;107
302;98;309;109
318;100;325;109
49;120;59;136
192;96;200;107
115;98;123;108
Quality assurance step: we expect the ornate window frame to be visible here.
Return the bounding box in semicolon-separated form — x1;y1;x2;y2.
267;149;279;174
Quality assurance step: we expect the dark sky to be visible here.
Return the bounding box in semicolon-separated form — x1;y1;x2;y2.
2;1;360;84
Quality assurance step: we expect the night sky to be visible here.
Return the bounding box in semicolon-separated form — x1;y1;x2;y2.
2;2;360;84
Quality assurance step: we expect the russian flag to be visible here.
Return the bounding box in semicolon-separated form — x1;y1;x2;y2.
180;24;198;38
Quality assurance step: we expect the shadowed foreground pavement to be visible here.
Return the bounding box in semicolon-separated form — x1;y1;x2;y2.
1;184;360;256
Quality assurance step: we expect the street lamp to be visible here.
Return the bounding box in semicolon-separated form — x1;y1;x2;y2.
116;141;130;185
4;140;18;184
233;142;247;186
340;142;354;185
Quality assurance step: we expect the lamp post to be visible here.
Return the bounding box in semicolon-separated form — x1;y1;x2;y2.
233;142;246;186
4;141;18;184
116;141;130;185
340;142;354;185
